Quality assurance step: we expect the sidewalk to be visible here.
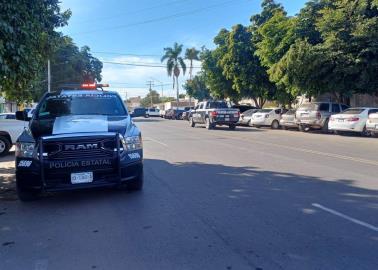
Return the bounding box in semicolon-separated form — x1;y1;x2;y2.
0;151;17;201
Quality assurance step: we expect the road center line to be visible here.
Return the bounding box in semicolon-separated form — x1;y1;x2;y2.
312;203;378;232
144;137;168;147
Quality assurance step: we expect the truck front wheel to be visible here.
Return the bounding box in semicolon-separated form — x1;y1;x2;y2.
127;171;144;191
17;186;41;202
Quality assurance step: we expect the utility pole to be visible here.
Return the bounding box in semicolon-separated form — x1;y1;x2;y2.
47;59;51;93
146;80;154;108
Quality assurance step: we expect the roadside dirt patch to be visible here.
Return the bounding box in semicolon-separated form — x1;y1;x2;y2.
0;153;17;201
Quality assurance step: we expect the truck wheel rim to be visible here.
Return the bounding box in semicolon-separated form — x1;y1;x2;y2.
0;141;5;153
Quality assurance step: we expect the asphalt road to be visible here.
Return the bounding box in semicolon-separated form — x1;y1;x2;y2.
1;118;377;270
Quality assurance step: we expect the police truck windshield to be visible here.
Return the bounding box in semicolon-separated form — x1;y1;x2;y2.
37;93;127;118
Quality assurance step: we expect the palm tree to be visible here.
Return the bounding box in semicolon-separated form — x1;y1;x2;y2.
161;43;186;107
185;47;200;80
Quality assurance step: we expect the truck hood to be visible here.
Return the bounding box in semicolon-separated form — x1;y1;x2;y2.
30;115;131;138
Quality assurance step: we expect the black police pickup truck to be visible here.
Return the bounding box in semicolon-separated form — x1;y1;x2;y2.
189;101;240;130
15;84;143;201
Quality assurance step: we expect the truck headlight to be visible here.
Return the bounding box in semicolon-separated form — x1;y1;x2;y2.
15;142;36;158
120;135;142;151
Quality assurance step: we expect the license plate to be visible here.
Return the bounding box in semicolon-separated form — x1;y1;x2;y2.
225;116;230;120
338;119;344;122
71;172;93;184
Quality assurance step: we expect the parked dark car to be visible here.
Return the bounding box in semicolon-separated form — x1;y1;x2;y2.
165;109;185;120
131;107;146;118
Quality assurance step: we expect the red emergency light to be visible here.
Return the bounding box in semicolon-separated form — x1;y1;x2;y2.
81;83;97;89
80;83;110;89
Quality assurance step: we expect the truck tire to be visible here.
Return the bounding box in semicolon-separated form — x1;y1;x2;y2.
127;171;144;191
0;136;11;157
229;124;236;130
299;125;309;132
17;186;41;202
205;118;214;130
189;117;195;127
145;114;149;118
271;120;280;129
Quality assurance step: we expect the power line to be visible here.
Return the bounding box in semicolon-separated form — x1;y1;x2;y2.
70;0;244;36
75;0;188;24
93;51;161;57
102;61;203;69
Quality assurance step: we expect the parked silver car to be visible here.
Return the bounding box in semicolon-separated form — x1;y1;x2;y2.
280;109;298;130
238;109;259;126
296;102;349;132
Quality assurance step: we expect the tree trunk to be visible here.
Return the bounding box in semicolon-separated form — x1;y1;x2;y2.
176;76;179;110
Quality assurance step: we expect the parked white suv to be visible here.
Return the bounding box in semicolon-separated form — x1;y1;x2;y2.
145;108;160;118
250;108;287;129
329;108;378;136
0;114;27;156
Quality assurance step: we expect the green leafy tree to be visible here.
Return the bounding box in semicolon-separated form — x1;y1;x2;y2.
0;0;71;103
185;47;200;80
161;43;187;104
278;0;378;102
183;72;210;101
255;11;299;105
220;24;274;108
201;31;238;102
30;36;103;100
250;0;285;27
140;90;160;107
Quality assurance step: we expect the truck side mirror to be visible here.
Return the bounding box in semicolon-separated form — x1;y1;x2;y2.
16;110;30;121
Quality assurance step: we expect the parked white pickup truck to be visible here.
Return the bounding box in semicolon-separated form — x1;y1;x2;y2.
0;114;27;156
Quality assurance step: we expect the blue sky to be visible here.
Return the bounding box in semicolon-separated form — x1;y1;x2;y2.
61;0;307;98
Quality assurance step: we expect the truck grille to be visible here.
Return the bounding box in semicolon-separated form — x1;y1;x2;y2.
41;135;120;188
44;138;116;160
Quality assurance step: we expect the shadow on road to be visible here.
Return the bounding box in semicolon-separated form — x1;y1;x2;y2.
0;157;377;269
0;152;16;201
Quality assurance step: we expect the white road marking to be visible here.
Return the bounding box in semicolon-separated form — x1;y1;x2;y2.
252;140;378;166
216;132;378;166
144;137;168;147
312;203;378;232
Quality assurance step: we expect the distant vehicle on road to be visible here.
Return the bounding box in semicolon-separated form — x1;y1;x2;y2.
329;108;378;136
296;102;349;132
189;101;240;130
280;109;298;130
238;109;259;126
160;110;166;118
232;105;257;113
250;108;287;129
145;108;160;118
165;109;185;120
0;115;27;156
131;107;146;118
